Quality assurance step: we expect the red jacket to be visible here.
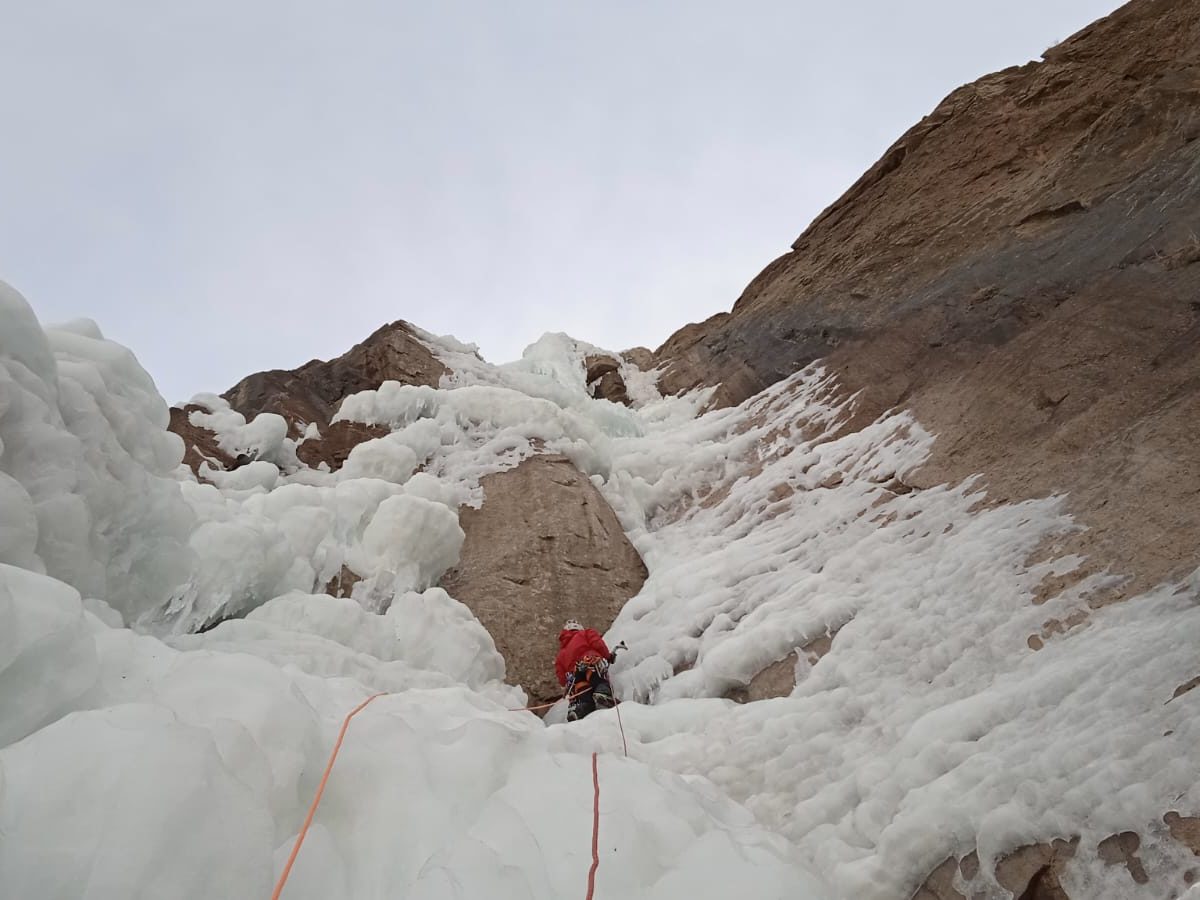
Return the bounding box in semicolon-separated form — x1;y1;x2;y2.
555;628;611;686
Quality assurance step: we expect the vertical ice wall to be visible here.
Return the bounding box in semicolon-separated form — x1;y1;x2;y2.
0;282;195;623
0;287;831;900
3;278;1198;899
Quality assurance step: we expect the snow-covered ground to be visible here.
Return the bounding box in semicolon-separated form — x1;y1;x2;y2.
2;278;1198;899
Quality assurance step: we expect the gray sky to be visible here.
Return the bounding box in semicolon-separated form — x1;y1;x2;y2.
1;1;1120;403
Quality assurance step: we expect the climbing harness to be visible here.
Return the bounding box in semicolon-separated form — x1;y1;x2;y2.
566;653;617;721
566;655;604;696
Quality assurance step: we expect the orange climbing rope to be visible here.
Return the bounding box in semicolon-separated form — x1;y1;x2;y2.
585;752;601;900
270;692;385;900
270;686;627;900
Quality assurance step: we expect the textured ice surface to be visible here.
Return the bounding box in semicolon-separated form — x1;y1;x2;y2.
187;394;302;472
3;280;1198;899
0;562;824;900
413;328;1200;899
0;287;827;900
0;283;195;623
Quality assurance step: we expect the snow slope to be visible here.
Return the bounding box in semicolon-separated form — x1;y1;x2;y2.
2;278;1198;899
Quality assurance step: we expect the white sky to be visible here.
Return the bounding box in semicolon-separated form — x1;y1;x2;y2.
0;1;1121;403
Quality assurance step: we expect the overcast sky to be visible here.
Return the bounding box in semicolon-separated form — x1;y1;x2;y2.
1;1;1120;403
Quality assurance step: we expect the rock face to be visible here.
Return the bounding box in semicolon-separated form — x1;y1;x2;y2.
726;629;838;703
654;0;1200;593
170;320;446;472
169;404;233;476
620;346;655;371
222;320;446;434
295;421;389;472
584;354;631;406
911;821;1200;900
915;841;1079;900
168;323;648;698
151;6;1198;891
438;454;648;702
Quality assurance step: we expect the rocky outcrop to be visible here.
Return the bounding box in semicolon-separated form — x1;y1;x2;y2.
170;321;446;473
222;320;446;434
1165;812;1200;857
584;354;631;406
915;840;1079;900
438;454;648;702
913;813;1200;900
726;628;838;703
169;405;234;476
296;421;389;472
653;0;1200;593
620;347;655;371
323;564;362;599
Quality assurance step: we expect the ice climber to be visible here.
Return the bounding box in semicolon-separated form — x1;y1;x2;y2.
555;619;623;721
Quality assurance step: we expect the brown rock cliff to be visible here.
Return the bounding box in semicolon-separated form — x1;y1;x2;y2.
222;320;446;432
170;320;446;472
438;455;648;702
654;0;1200;593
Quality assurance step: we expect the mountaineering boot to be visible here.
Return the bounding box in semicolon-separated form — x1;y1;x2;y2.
568;688;596;721
592;678;614;710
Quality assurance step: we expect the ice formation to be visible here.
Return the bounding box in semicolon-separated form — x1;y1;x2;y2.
0;285;827;900
2;276;1198;900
